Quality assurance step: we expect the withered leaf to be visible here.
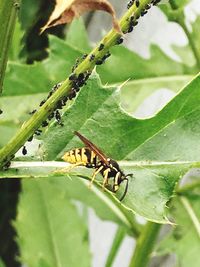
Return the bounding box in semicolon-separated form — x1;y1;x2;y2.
41;0;121;33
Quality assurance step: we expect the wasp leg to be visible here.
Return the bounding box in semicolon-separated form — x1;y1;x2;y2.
113;172;121;192
55;162;85;174
89;165;104;188
102;168;110;190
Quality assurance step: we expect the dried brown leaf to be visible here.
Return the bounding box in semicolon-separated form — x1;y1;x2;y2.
41;0;121;33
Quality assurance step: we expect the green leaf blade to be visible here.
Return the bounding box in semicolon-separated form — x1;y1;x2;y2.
15;179;91;267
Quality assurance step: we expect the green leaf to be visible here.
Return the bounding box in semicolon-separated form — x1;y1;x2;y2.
156;187;200;267
159;0;190;22
0;166;140;234
0;93;45;147
98;44;196;84
5;34;195;96
66;18;91;52
4;32;196;119
8;19;24;61
39;72;200;222
3;36;82;96
3;62;52;96
120;75;192;113
15;179;91;267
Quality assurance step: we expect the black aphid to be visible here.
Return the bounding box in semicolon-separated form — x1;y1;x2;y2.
47;83;62;99
42;121;48;127
102;52;111;61
141;10;148;16
127;25;133;33
3;161;11;170
127;0;134;9
133;20;138;26
145;4;151;9
152;0;161;5
96;60;103;65
82;54;88;60
35;129;42;135
29;109;36;115
116;37;124;45
69;73;77;81
89;54;95;61
98;43;105;51
135;0;140;7
22;146;27;155
28;135;33;142
48;112;55;120
39;100;46;107
78;73;85;81
55;110;63;126
0;109;3;114
68;89;76;100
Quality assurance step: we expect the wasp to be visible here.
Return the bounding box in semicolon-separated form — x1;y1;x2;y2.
62;131;132;201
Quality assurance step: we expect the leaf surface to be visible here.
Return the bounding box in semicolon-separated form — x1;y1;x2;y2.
39;73;200;222
156;186;200;267
15;179;91;267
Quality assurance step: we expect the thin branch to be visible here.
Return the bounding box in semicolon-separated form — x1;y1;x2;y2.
105;227;126;267
0;0;19;93
178;180;200;194
129;222;161;267
169;0;200;68
180;196;200;238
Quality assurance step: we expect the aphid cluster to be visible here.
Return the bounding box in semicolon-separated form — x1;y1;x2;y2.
152;0;162;5
127;0;140;9
125;0;161;34
72;58;80;72
95;51;111;65
25;69;92;157
62;132;133;201
69;71;91;94
37;83;65;128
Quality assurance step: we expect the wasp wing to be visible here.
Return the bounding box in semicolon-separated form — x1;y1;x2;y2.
74;131;109;165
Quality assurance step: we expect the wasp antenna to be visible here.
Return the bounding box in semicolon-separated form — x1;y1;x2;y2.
120;178;129;201
126;173;133;178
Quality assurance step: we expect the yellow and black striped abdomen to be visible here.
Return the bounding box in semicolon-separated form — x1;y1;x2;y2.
62;148;98;167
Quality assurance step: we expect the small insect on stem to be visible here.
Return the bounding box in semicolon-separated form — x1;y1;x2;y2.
22;146;27;155
61;131;132;201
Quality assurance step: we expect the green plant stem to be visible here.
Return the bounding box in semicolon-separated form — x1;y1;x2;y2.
0;0;19;94
105;227;126;267
178;180;200;194
169;0;200;68
179;22;200;68
0;0;154;169
129;222;161;267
